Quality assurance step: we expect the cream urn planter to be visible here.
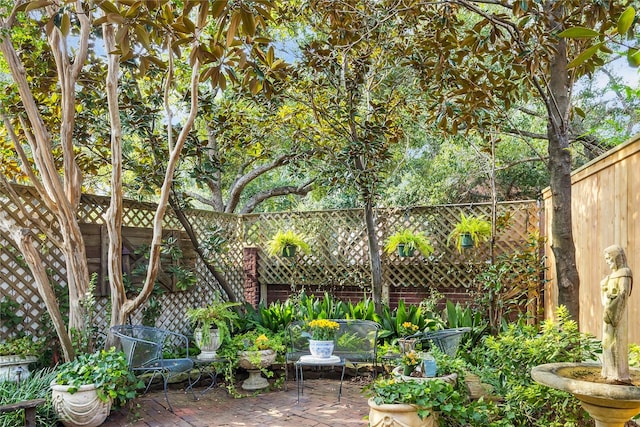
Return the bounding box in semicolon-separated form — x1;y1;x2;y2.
194;328;221;360
368;398;437;427
51;383;112;427
237;349;277;390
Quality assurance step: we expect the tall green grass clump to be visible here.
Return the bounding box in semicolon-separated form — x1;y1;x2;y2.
0;368;57;427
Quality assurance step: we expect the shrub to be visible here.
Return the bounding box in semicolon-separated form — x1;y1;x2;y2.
468;306;600;426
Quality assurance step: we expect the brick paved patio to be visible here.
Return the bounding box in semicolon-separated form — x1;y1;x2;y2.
102;377;370;427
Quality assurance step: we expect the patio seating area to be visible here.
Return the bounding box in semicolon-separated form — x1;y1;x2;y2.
102;378;369;427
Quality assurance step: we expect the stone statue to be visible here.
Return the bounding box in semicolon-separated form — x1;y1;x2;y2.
601;244;633;384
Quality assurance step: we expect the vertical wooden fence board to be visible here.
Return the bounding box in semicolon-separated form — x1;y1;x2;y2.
543;134;640;344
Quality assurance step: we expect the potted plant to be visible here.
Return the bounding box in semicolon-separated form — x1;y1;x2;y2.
306;319;340;359
447;213;492;252
365;376;457;427
266;230;311;258
51;347;141;427
230;329;284;390
384;228;434;257
186;301;241;360
397;321;419;353
399;350;422;376
0;335;43;382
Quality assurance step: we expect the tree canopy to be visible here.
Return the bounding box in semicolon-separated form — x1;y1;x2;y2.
0;0;638;357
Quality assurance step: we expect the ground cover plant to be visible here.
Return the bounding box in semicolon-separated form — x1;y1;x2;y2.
0;368;57;426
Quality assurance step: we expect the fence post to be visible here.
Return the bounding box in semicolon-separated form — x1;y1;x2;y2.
243;247;260;307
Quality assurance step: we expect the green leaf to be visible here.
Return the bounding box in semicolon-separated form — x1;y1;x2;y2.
60;13;70;37
567;42;603;69
627;48;640;67
617;6;636;35
558;27;600;39
240;8;256;35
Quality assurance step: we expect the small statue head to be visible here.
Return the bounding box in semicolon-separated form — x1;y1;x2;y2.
604;245;627;270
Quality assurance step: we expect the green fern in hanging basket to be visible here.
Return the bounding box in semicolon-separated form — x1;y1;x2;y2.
447;213;492;253
384;228;434;257
266;230;311;257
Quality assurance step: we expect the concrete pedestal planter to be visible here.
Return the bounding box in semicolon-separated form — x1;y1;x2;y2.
368;398;437;427
237;349;277;390
391;366;458;384
0;355;37;382
51;383;112;427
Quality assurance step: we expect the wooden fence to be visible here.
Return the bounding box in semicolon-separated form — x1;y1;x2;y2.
543;134;640;344
1;183;540;341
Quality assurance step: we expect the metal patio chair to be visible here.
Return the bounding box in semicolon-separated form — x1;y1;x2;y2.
111;325;194;412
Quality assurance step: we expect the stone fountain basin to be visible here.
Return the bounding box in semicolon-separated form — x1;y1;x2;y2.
531;362;640;409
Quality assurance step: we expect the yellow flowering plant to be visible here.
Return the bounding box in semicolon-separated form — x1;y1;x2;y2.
255;334;270;350
229;329;285;353
307;319;340;341
398;321;419;337
401;350;421;370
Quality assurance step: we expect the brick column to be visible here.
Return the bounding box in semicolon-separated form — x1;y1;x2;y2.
243;247;260;308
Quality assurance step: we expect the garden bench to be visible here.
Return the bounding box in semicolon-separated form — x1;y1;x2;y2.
286;319;380;398
0;398;46;427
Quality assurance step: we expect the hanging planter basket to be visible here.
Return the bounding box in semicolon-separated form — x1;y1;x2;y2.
460;233;474;249
397;244;415;257
281;244;297;258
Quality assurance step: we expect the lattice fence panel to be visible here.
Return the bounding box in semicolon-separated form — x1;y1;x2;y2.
1;182;540;340
244;209;372;291
379;202;540;290
248;201;541;294
0;185;238;339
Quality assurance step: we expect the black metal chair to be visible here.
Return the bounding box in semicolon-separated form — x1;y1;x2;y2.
110;325;194;412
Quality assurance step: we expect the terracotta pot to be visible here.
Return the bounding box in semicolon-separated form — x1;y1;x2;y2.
51;383;112;427
368;397;437;427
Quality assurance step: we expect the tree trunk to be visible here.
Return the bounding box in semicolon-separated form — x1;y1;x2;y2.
363;201;384;315
102;23;127;343
0;17;90;338
0;223;75;362
169;196;238;302
546;23;580;322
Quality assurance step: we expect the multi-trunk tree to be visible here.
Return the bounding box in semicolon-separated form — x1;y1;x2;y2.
0;0;283;360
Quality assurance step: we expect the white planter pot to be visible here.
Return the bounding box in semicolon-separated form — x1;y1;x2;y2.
237;349;276;390
195;328;221;360
308;340;334;359
0;355;37;382
51;383;112;427
368;397;437;427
